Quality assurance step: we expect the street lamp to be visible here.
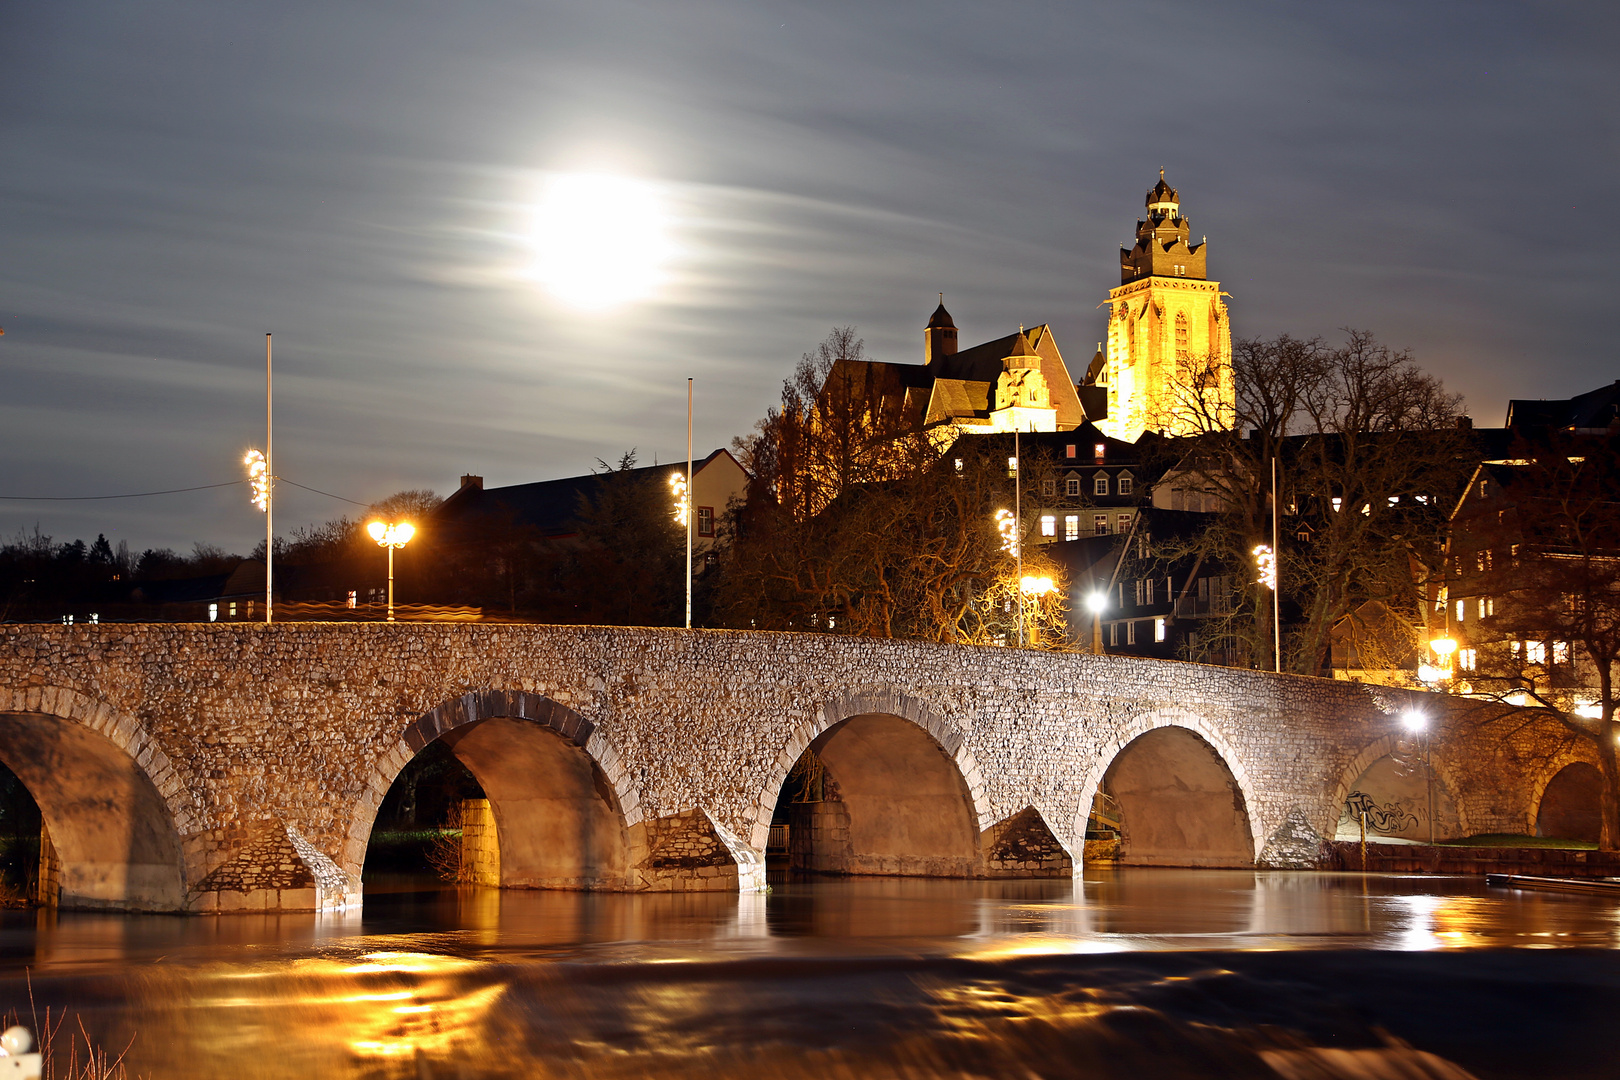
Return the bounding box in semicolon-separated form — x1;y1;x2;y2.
1019;576;1053;647
1086;592;1108;655
1401;708;1436;846
1254;543;1279;672
366;520;416;623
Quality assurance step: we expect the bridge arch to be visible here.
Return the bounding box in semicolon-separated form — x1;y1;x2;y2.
1534;760;1604;843
1076;711;1263;868
0;686;192;911
348;689;639;890
1329;733;1471;842
753;690;994;877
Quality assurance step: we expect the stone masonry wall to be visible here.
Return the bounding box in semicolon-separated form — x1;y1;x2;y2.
0;623;1584;911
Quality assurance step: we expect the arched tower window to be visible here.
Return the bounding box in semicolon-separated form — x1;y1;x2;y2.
1175;312;1189;362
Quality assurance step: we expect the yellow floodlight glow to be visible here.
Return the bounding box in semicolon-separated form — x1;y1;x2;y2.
670;471;689;527
367;521;414;548
1429;636;1457;656
244;450;269;512
531;172;673;309
1253;544;1276;590
1020;576;1055;596
994;508;1018;556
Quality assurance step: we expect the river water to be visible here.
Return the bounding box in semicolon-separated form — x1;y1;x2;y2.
1;869;1617;1078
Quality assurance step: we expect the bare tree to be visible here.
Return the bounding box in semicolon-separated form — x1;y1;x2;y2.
1158;330;1469;673
1449;435;1620;848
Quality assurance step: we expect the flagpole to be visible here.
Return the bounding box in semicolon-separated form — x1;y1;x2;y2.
685;378;693;630
266;333;274;625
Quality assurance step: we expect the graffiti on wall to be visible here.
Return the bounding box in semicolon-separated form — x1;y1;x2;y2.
1344;790;1419;834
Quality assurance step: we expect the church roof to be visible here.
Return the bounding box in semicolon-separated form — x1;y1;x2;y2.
926;301;955;329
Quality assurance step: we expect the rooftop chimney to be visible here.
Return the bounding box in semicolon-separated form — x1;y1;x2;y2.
460;474;483;491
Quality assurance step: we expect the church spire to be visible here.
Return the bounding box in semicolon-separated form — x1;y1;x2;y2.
924;295;957;366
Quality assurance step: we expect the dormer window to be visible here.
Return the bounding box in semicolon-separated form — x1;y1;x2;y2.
1118;471;1134;496
1066;477;1081;497
1093;473;1109;496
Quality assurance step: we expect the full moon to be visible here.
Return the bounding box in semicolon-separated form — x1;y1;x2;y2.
531;173;673;309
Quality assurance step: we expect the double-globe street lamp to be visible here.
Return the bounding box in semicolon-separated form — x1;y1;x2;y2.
367;520;416;622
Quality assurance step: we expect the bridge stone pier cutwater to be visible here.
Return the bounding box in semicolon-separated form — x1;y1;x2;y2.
0;624;1592;914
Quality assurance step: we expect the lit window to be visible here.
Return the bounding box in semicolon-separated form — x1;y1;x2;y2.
1095;514;1109;535
698;506;715;537
1117;513;1131;534
1065;444;1076;459
208;603;218;622
1064;515;1079;541
954;458;963;473
1094;443;1106;460
1331;498;1343;512
1118;475;1133;496
1459;647;1476;672
1455;600;1464;622
1553;641;1570;664
1040;515;1056;536
347;590;358;609
1008;456;1018;473
1486;598;1495;616
1094;475;1109;496
1155;618;1166;642
228;601;237;618
1066;477;1081;496
1526;641;1547;665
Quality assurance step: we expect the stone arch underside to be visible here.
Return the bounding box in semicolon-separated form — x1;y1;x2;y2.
1536;762;1603;843
353;689;750;893
0;709;187;912
788;712;983;877
1331;734;1465;843
1102;725;1255;868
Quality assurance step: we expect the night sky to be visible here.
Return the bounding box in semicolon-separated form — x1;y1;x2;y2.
1;1;1615;555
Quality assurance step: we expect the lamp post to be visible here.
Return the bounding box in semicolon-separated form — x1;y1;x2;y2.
1402;708;1436;846
1086;591;1108;655
1254;543;1278;671
366;521;416;622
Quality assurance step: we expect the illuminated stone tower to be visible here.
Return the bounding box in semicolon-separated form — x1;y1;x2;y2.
1098;171;1233;442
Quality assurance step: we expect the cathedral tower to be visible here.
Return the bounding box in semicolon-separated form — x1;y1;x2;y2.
1097;171;1233;442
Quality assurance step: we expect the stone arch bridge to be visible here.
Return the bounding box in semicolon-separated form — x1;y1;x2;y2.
0;624;1584;913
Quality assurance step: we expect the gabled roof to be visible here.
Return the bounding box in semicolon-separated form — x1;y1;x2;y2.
1506;380;1620;432
438;449;738;538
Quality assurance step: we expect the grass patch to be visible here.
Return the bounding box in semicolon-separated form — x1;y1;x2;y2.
1437;834;1598;850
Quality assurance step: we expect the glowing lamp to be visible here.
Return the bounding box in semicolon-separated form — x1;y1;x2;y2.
1020;576;1055;596
1085;593;1108;614
366;520;415;623
1429;636;1457;656
1401;708;1428;733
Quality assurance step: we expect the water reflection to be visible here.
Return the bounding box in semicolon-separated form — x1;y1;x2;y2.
0;871;1615;1078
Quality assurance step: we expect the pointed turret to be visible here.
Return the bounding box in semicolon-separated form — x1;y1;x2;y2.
924;294;958;367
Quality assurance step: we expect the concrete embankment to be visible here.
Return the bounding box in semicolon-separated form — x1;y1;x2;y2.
1320;840;1620;878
